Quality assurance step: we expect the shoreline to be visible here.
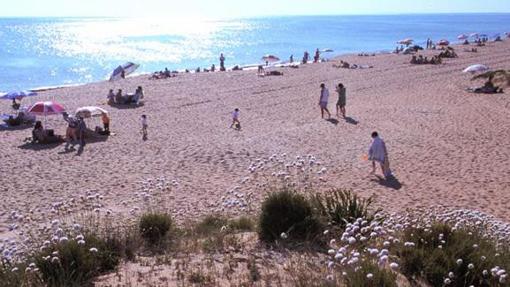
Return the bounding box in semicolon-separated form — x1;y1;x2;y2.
21;42;468;94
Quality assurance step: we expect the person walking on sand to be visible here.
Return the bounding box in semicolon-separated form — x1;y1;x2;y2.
319;83;331;119
141;115;148;140
336;83;347;118
230;108;241;130
101;113;110;134
368;131;392;178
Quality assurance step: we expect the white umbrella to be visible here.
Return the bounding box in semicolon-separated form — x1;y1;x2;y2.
320;48;334;53
437;39;450;46
470;33;479;38
457;34;468;40
463;64;489;74
261;55;280;62
75;106;108;118
397;38;413;45
109;62;139;81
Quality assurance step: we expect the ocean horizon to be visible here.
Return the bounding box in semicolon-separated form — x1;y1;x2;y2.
1;13;509;91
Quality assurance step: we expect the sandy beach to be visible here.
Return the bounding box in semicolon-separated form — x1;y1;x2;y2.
1;40;510;239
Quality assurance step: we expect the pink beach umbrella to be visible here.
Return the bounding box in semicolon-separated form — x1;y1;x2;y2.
437;39;450;46
27;101;66;121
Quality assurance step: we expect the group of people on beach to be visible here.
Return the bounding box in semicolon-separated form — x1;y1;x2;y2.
318;82;347;119
107;86;144;105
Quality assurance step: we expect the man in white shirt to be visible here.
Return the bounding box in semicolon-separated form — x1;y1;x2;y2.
368;131;392;178
319;83;331;119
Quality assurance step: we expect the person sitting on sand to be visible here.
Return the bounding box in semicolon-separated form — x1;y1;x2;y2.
319;83;331;119
31;121;45;143
107;89;115;104
368;131;392;178
417;55;424;64
114;89;124;104
133;86;144;104
12;99;20;110
230;108;241;130
336;83;347;118
211;64;215;72
463;39;469;45
410;55;418;64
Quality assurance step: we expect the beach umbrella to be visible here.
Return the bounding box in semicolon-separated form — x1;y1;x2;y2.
457;34;468;40
437;39;450;46
320;48;334;53
0;90;37;100
463;64;490;74
469;33;479;39
75;106;108;118
109;62;140;81
27;101;66;116
261;55;280;62
397;38;413;45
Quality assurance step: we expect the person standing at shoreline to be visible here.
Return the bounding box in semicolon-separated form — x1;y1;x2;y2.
336;83;347;118
319;83;331;119
314;48;320;63
219;53;226;71
368;131;392;178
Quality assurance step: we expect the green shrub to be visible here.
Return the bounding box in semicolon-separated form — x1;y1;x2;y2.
0;261;28;287
396;223;510;287
311;189;381;230
258;189;322;243
193;215;228;236
139;213;172;246
229;216;255;232
34;234;122;286
344;261;397;287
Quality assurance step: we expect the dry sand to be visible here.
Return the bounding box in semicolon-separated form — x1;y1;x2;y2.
1;41;510;239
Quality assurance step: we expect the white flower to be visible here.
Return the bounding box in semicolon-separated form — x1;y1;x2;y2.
59;237;69;243
348;237;356;245
472;244;479;249
323;230;329;235
51;257;59;263
326;274;334;281
366;273;373;280
468;263;475;270
77;240;86;245
280;232;288;239
480;256;486;261
456;259;463;265
404;242;415;247
334;253;343;261
328;249;336;255
327;261;334;269
482;270;488;276
500;275;507;284
389;262;399;270
448;272;454;278
444;278;451;285
89;247;98;253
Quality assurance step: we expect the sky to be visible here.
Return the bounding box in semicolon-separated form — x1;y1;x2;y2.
1;0;510;18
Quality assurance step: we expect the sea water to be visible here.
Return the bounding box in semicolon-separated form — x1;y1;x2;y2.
0;14;509;91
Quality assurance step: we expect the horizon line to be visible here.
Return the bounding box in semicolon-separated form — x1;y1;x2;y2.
1;12;510;19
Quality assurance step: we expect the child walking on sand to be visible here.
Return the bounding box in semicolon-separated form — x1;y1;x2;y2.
368;131;392;178
230;108;241;130
141;115;148;140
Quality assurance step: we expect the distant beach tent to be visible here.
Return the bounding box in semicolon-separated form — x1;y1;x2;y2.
463;64;490;74
27;101;65;116
75;106;108;118
397;38;413;45
469;33;479;39
261;55;280;62
437;39;450;46
320;48;334;53
0;90;37;100
109;62;139;81
457;34;468;40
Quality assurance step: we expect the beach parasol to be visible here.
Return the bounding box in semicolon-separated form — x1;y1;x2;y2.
437;39;450;46
463;64;490;74
397;38;413;45
457;34;468;40
320;48;334;53
0;90;37;100
27;101;65;116
469;33;479;39
261;55;280;62
109;62;140;81
75;106;108;118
